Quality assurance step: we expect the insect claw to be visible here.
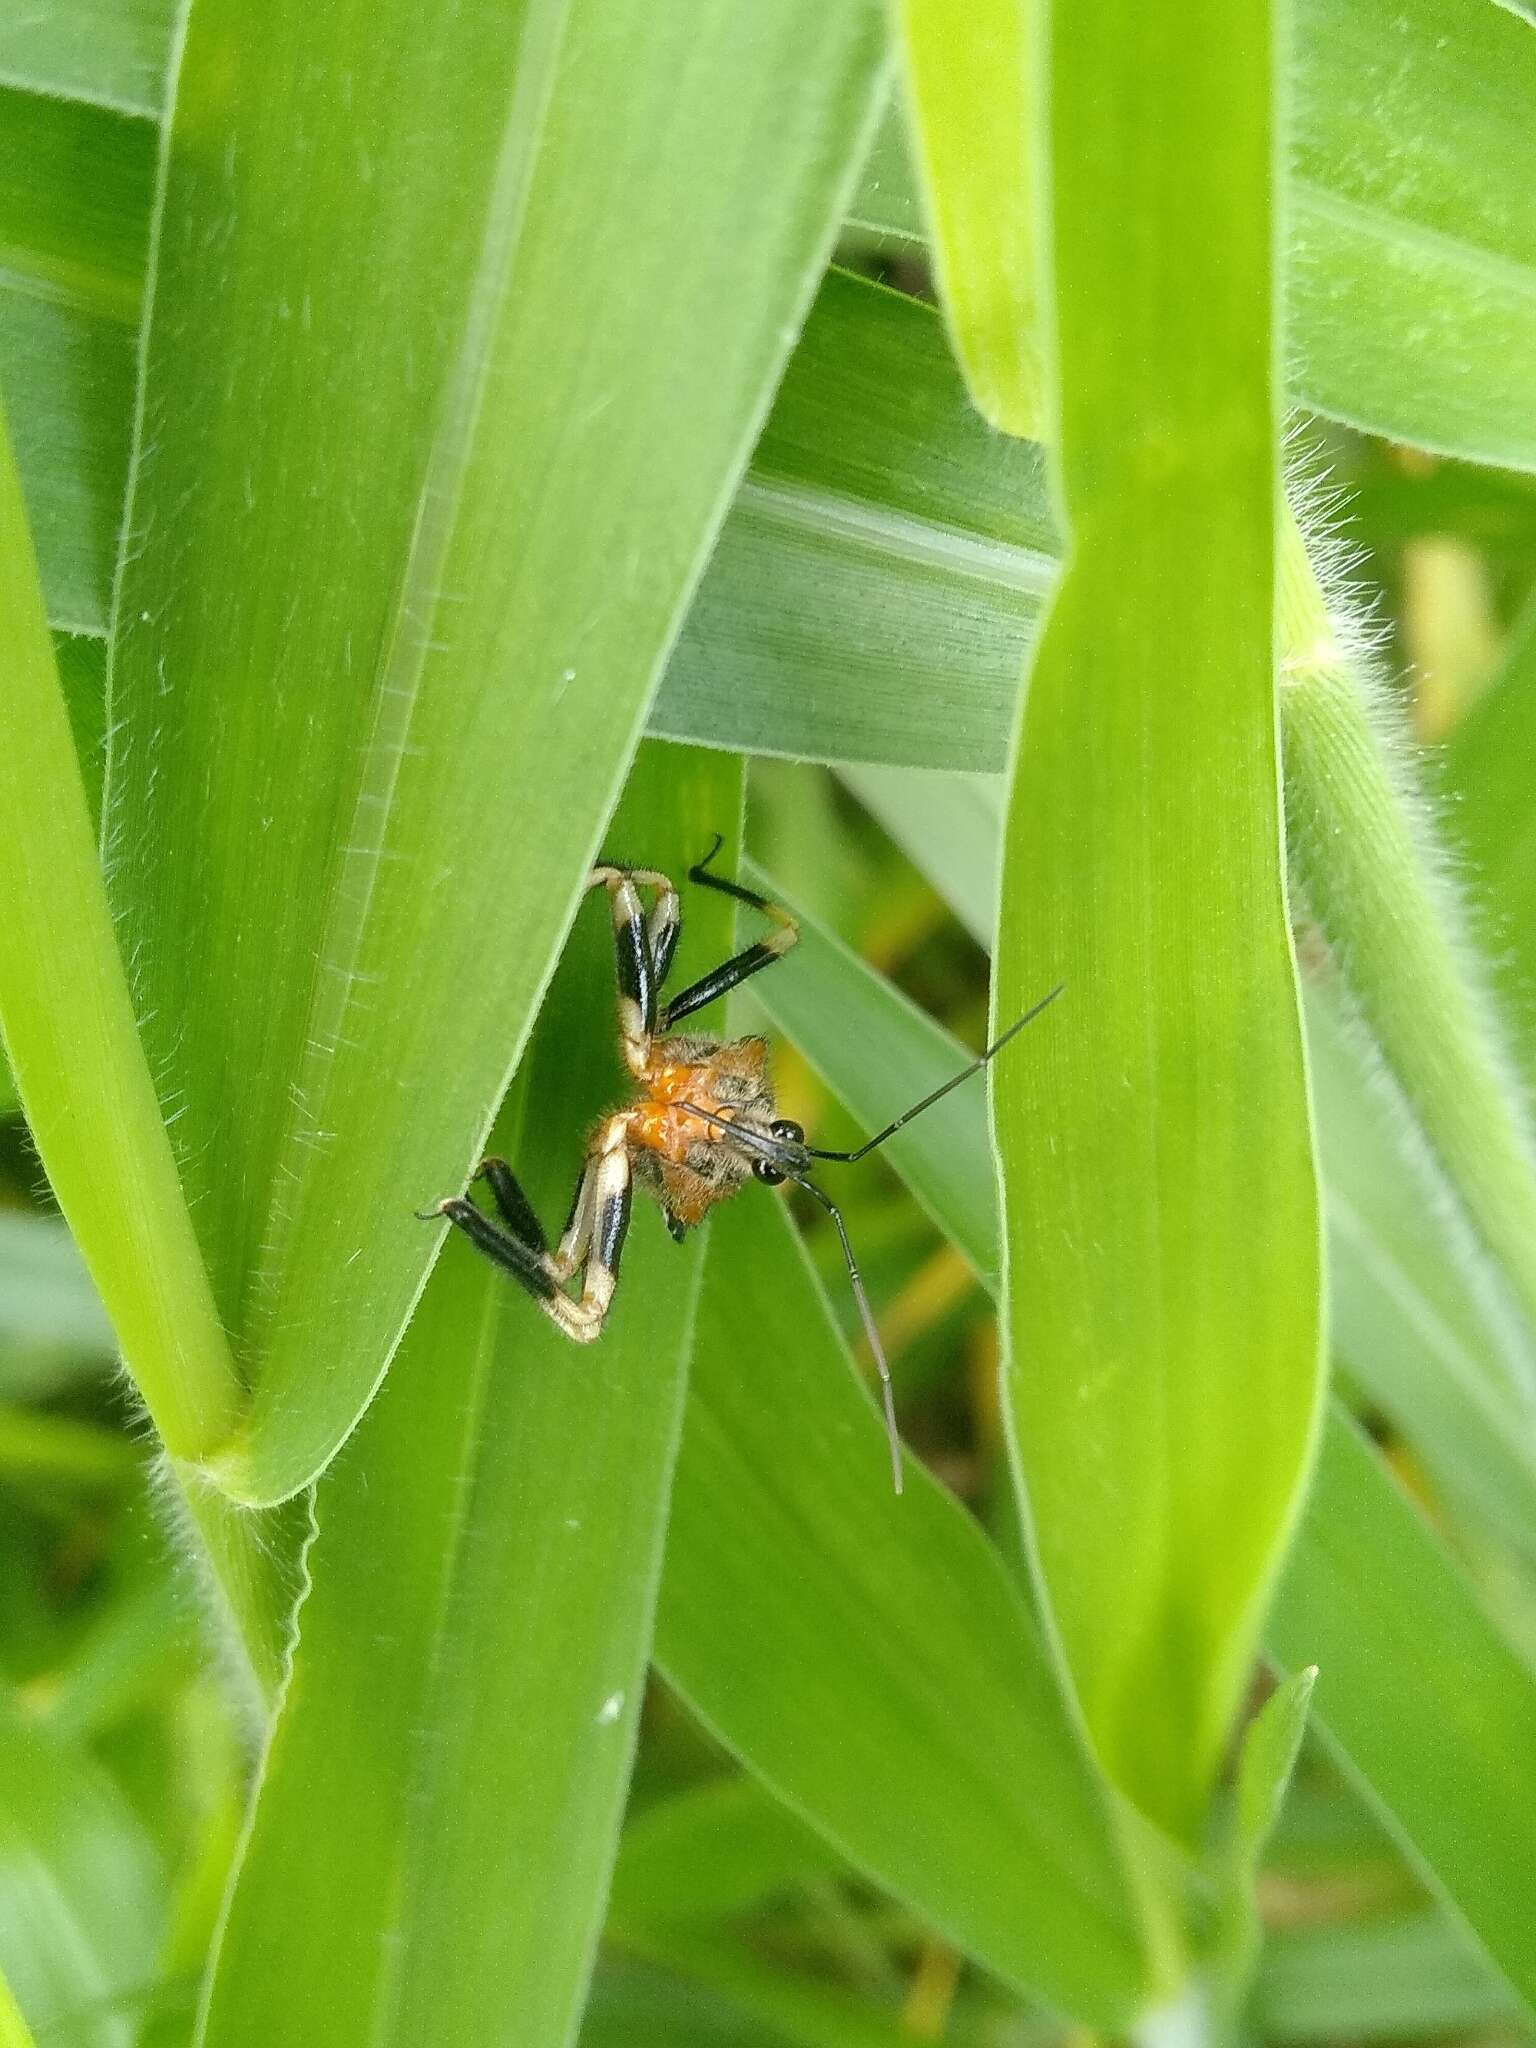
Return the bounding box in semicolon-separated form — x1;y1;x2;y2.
414;1201;450;1222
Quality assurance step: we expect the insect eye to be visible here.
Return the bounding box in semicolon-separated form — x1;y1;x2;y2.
753;1158;786;1185
770;1119;804;1145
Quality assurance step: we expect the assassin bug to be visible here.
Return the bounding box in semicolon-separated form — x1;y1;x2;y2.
420;837;1062;1493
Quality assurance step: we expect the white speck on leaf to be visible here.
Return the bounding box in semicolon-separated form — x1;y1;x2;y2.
596;1692;624;1726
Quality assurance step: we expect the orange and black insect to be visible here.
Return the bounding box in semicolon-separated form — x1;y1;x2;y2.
421;837;1061;1492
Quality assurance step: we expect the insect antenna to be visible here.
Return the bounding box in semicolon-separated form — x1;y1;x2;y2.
791;1174;904;1495
804;983;1064;1164
675;1101;905;1493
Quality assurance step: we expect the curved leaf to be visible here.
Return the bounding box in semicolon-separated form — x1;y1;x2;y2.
658;1196;1147;2027
989;0;1322;1845
100;0;885;1504
744;862;1536;2014
199;747;734;2048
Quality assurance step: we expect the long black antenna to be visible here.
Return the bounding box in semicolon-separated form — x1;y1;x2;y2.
676;1101;905;1493
806;984;1065;1164
790;1175;904;1496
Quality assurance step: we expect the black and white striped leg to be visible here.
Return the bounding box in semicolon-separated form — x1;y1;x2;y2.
589;865;680;1077
433;1118;634;1343
472;1156;550;1252
660;842;798;1030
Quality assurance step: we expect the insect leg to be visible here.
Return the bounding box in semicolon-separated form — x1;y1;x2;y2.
647;880;683;991
431;1197;561;1311
471;1156;549;1252
589;864;679;1076
428;1118;633;1342
660;840;798;1030
561;1120;634;1339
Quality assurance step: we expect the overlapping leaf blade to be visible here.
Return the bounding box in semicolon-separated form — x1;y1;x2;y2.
12;4;1536;663
980;0;1322;1842
892;0;1044;437
0;407;239;1464
200;747;735;2048
1268;1416;1536;2009
854;0;1536;472
99;0;885;1504
657;1195;1146;2027
744;866;1536;2012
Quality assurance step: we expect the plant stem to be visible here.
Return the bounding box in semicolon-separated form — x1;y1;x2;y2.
1278;518;1536;1389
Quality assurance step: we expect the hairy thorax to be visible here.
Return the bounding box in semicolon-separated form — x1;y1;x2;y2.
624;1033;778;1230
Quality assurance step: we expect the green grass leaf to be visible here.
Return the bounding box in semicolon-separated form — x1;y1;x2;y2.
747;860;1536;2017
11;0;1536;665
0;1701;167;2048
611;1777;837;1934
580;1959;801;2048
1235;1671;1316;1875
1267;1414;1536;2012
0;399;294;1699
0;402;241;1463
0;1969;37;2048
98;0;884;1507
1207;1668;1317;2022
812;768;1536;1571
199;746;734;2048
0;0;173;116
657;1194;1146;2027
0;85;148;634
990;0;1322;1847
667;264;1536;1606
1288;0;1536;470
854;0;1536;473
655;269;1056;775
1306;990;1536;1570
1254;1907;1527;2043
892;0;1043;437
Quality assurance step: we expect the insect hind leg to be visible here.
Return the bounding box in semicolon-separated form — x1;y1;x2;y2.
427;1118;634;1344
589;864;682;1075
660;839;798;1030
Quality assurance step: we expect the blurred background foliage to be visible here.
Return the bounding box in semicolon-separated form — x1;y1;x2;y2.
3;0;1536;2043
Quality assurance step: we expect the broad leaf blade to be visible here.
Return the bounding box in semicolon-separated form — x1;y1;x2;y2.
993;0;1322;1840
0;0;174;115
746;862;1536;2014
1255;1907;1527;2043
200;747;733;2048
855;0;1536;473
102;0;886;1504
1289;0;1536;470
1268;1414;1536;2011
657;1196;1146;2027
654;271;1054;774
829;768;1536;1605
611;1778;838;1934
580;1959;800;2048
12;0;1536;663
0;85;148;634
